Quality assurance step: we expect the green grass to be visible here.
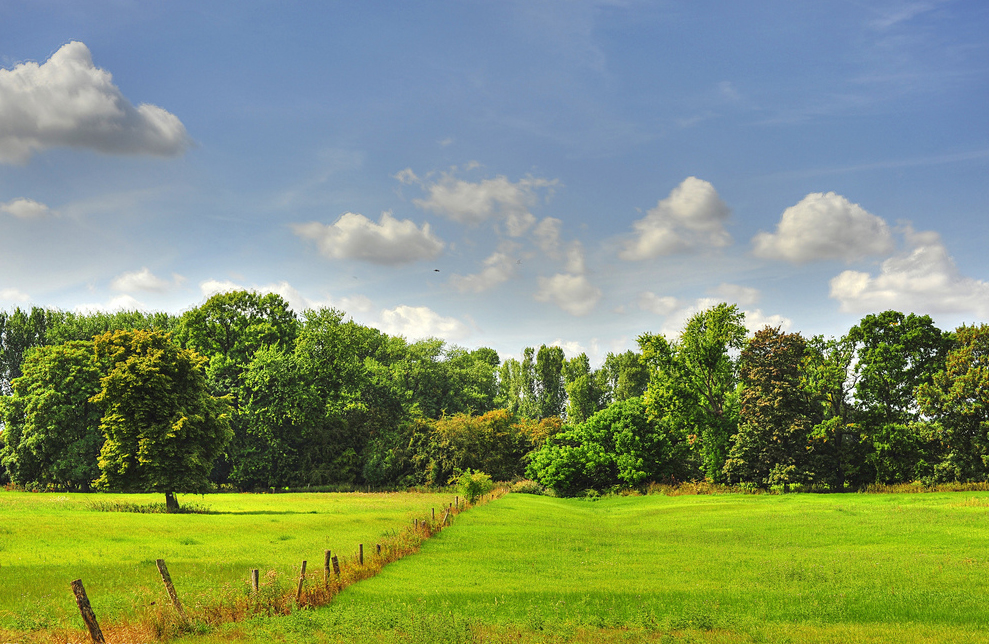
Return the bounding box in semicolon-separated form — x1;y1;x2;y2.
0;490;456;632
179;491;989;643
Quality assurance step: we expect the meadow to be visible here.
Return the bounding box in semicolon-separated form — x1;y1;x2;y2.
6;490;989;643
0;490;456;635
178;491;989;644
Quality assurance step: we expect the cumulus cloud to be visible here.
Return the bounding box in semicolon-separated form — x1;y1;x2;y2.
711;283;761;307
0;41;190;163
565;242;586;274
620;177;732;260
0;287;30;303
0;197;53;219
638;292;681;316
752;192;894;263
533;217;563;254
449;251;516;293
74;294;146;315
378;305;470;341
198;278;329;314
639;294;791;338
110;267;184;293
292;211;444;265
412;172;557;237
535;273;602;316
829;228;989;317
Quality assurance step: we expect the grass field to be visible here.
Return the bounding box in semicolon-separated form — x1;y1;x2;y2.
0;490;456;634
175;491;989;644
6;490;989;643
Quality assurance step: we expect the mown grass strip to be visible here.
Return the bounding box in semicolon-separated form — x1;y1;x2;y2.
170;491;989;644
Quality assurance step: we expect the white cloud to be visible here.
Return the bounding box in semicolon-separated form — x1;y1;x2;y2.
74;294;146;315
533;217;563;254
378;305;470;342
743;309;793;334
0;41;190;163
639;294;790;337
565;242;586;274
292;211;444;265
0;197;53;219
413;172;557;237
620;177;732;260
752;192;894;263
199;279;242;298
0;288;30;303
535;273;602;316
829;228;989;317
198;278;336;314
551;337;601;360
449;251;516;293
711;283;760;307
110;267;184;293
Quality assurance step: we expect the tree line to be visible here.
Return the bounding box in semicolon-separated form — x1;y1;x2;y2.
1;293;987;500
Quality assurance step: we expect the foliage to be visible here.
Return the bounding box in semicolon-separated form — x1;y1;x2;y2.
91;329;232;510
562;352;607;424
527;397;684;496
917;324;989;482
639;302;747;482
413;409;532;485
456;468;494;504
848;311;949;483
0;341;103;490
725;327;815;487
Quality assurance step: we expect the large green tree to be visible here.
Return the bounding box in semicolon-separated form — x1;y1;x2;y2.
917;324;989;482
849;311;949;483
639;303;747;482
725;327;814;488
0;341;103;490
92;329;232;511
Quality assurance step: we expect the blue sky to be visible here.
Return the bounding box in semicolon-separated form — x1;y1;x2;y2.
1;1;987;363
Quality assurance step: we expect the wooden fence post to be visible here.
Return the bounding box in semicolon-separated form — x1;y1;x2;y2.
70;579;106;644
296;560;307;604
156;559;189;624
432;507;435;521
359;543;364;566
251;569;259;593
331;555;340;577
455;496;459;509
324;550;331;586
376;543;381;556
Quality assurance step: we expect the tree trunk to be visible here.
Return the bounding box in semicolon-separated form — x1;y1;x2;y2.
165;491;180;513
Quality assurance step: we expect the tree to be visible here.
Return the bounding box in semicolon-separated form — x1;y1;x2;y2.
724;327;814;488
0;307;56;396
91;330;232;511
412;409;531;484
527;397;683;496
0;341;103;490
917;324;989;482
497;348;537;417
800;334;865;489
535;345;566;419
848;311;949;483
563;353;606;424
601;350;649;404
639;303;746;482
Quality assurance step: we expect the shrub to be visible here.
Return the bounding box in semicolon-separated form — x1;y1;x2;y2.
509;479;546;495
456;469;494;504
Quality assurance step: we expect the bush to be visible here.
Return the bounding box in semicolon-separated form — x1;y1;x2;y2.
456;469;494;504
509;479;546;495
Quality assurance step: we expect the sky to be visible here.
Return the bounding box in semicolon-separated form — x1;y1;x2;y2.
1;0;987;364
